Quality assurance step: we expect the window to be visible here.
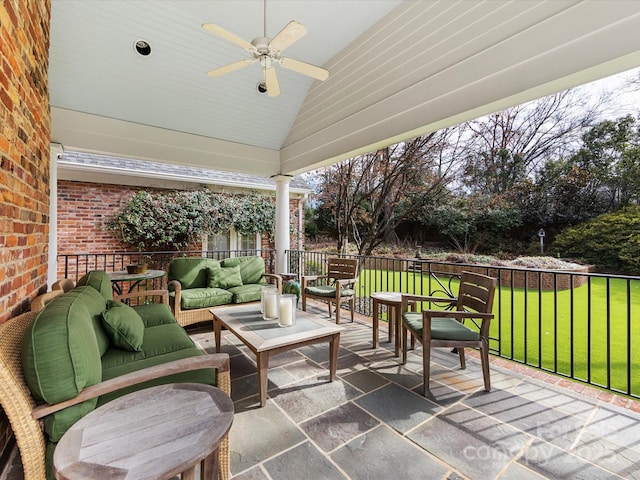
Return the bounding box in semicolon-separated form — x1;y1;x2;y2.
239;233;256;251
205;229;260;256
207;232;230;252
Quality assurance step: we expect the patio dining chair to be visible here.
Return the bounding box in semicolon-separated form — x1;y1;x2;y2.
400;271;497;396
301;257;359;324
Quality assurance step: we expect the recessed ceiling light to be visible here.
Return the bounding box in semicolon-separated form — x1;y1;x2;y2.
134;39;152;56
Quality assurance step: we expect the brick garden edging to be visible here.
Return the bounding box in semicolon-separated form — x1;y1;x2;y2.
426;262;594;291
358;256;594;291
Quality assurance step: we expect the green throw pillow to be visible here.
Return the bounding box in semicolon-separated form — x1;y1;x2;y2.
101;300;145;352
207;265;243;289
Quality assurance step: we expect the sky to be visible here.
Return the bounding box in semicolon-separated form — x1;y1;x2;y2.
585;66;640;118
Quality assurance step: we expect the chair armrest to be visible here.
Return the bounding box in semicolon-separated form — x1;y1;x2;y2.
301;275;328;289
168;280;182;315
401;294;456;311
30;290;64;312
263;274;282;292
52;277;75;292
115;289;169;305
335;278;357;288
31;353;230;420
168;279;182;294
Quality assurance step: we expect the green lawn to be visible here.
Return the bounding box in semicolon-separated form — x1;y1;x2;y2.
357;269;640;396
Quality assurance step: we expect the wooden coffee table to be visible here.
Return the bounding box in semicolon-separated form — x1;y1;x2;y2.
53;383;233;480
210;305;343;407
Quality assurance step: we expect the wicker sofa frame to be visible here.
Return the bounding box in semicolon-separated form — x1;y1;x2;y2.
0;290;232;480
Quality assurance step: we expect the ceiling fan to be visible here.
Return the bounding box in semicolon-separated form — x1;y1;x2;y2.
202;0;329;97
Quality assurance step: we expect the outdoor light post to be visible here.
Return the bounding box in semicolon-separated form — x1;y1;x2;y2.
538;228;545;254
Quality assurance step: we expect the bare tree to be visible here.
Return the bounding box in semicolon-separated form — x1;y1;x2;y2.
460;89;604;195
311;84;616;254
314;133;451;255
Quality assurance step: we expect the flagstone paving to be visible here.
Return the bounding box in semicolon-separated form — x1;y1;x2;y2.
3;305;640;480
187;304;640;480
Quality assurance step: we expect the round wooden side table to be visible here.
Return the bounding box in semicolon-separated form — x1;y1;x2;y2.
54;383;233;480
107;269;167;296
371;292;415;357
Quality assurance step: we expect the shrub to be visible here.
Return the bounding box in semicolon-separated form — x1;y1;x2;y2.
104;190;275;251
551;206;640;273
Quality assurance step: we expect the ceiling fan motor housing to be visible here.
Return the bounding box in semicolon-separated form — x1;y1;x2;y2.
251;37;270;54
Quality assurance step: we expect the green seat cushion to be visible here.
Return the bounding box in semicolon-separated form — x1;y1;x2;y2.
227;283;264;303
207;265;243;289
305;285;355;298
100;323;215;404
402;312;480;341
169;257;220;289
46;442;56;480
77;270;113;302
180;287;233;309
99;351;216;405
133;302;178;328
22;286;107;444
221;256;265;285
22;287;105;404
62;286;110;356
44;401;98;444
101;300;145;351
101;323;198;372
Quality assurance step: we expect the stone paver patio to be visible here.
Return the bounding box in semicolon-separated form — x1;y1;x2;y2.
2;304;640;480
191;304;640;480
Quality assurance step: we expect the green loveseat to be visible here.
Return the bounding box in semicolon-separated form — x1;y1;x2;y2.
20;270;231;480
168;255;282;327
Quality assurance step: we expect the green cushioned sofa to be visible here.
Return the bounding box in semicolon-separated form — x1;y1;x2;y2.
168;256;281;327
19;270;231;480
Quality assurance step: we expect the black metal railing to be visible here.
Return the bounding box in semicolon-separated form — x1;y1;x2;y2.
56;248;640;399
57;249;276;286
286;250;640;400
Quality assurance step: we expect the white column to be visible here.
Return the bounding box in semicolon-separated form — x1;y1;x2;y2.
48;143;63;287
272;175;292;274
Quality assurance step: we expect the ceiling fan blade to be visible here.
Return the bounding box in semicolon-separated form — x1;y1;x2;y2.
279;57;329;81
264;66;280;97
202;23;254;51
208;59;255;77
268;20;307;53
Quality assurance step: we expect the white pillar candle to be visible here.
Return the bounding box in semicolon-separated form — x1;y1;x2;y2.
279;296;293;326
264;291;278;320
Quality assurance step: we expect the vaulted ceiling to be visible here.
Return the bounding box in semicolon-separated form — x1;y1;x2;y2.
49;0;640;177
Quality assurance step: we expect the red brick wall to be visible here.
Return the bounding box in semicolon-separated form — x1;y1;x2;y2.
57;181;153;254
0;0;51;463
58;180;301;268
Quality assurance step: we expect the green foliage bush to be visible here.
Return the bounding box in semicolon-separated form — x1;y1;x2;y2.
420;195;522;253
303;259;324;276
551;206;640;272
104;190;275;251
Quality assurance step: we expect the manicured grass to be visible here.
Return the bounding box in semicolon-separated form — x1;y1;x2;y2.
357;269;640;396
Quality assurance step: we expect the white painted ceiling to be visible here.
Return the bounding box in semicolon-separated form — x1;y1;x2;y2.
49;0;640;178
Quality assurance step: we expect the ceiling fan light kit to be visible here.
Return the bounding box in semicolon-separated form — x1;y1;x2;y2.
202;1;329;97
